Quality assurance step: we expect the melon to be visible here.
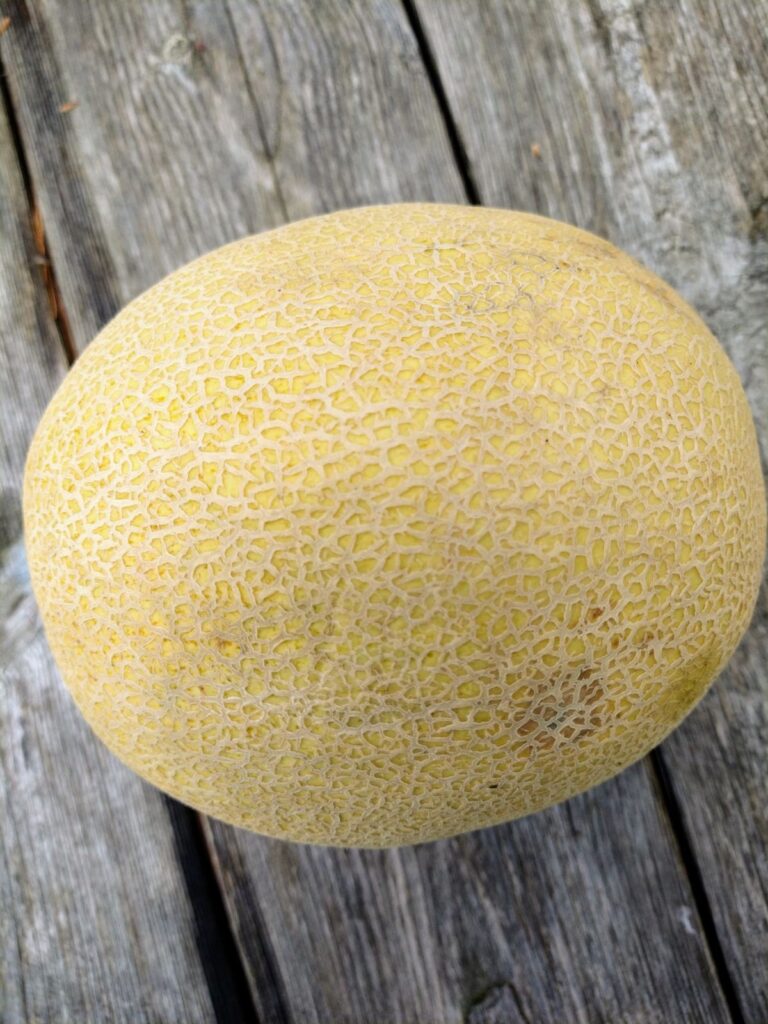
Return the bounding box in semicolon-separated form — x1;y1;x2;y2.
23;204;766;847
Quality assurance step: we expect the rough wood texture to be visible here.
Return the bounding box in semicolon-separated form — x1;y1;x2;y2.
0;0;763;1020
215;766;729;1024
414;1;768;1016
0;0;461;351
0;99;220;1024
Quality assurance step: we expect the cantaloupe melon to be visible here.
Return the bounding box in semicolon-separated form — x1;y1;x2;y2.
23;204;765;847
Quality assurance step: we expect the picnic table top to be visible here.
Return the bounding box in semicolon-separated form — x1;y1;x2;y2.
1;2;766;1022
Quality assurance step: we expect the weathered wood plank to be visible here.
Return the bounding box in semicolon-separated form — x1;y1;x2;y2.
0;0;744;1019
214;765;730;1024
1;0;461;351
414;0;768;1016
0;92;222;1024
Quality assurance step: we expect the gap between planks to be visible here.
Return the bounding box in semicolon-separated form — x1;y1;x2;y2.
400;0;481;206
650;750;746;1024
0;47;75;365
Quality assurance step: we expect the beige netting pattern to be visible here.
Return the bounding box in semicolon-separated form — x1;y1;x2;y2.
24;205;766;846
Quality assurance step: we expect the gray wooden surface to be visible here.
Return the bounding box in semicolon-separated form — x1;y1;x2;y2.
0;1;765;1022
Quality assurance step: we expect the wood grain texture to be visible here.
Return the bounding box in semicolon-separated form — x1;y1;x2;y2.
0;0;758;1019
414;0;768;1017
215;765;730;1024
0;96;220;1024
0;0;462;351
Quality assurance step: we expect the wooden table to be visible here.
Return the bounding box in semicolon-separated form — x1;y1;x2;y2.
1;2;766;1021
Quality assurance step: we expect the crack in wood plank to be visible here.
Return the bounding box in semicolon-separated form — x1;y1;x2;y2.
651;748;747;1024
0;44;75;365
464;981;532;1024
400;0;481;205
165;799;262;1024
220;0;289;220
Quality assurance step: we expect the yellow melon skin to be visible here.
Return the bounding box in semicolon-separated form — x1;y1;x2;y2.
24;204;765;847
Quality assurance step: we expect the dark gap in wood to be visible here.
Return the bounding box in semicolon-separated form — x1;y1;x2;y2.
165;798;262;1024
400;0;481;205
650;749;746;1024
204;833;293;1024
464;980;532;1024
0;49;31;199
0;51;76;365
584;0;613;57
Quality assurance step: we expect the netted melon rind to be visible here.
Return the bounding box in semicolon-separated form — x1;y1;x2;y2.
24;204;766;846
